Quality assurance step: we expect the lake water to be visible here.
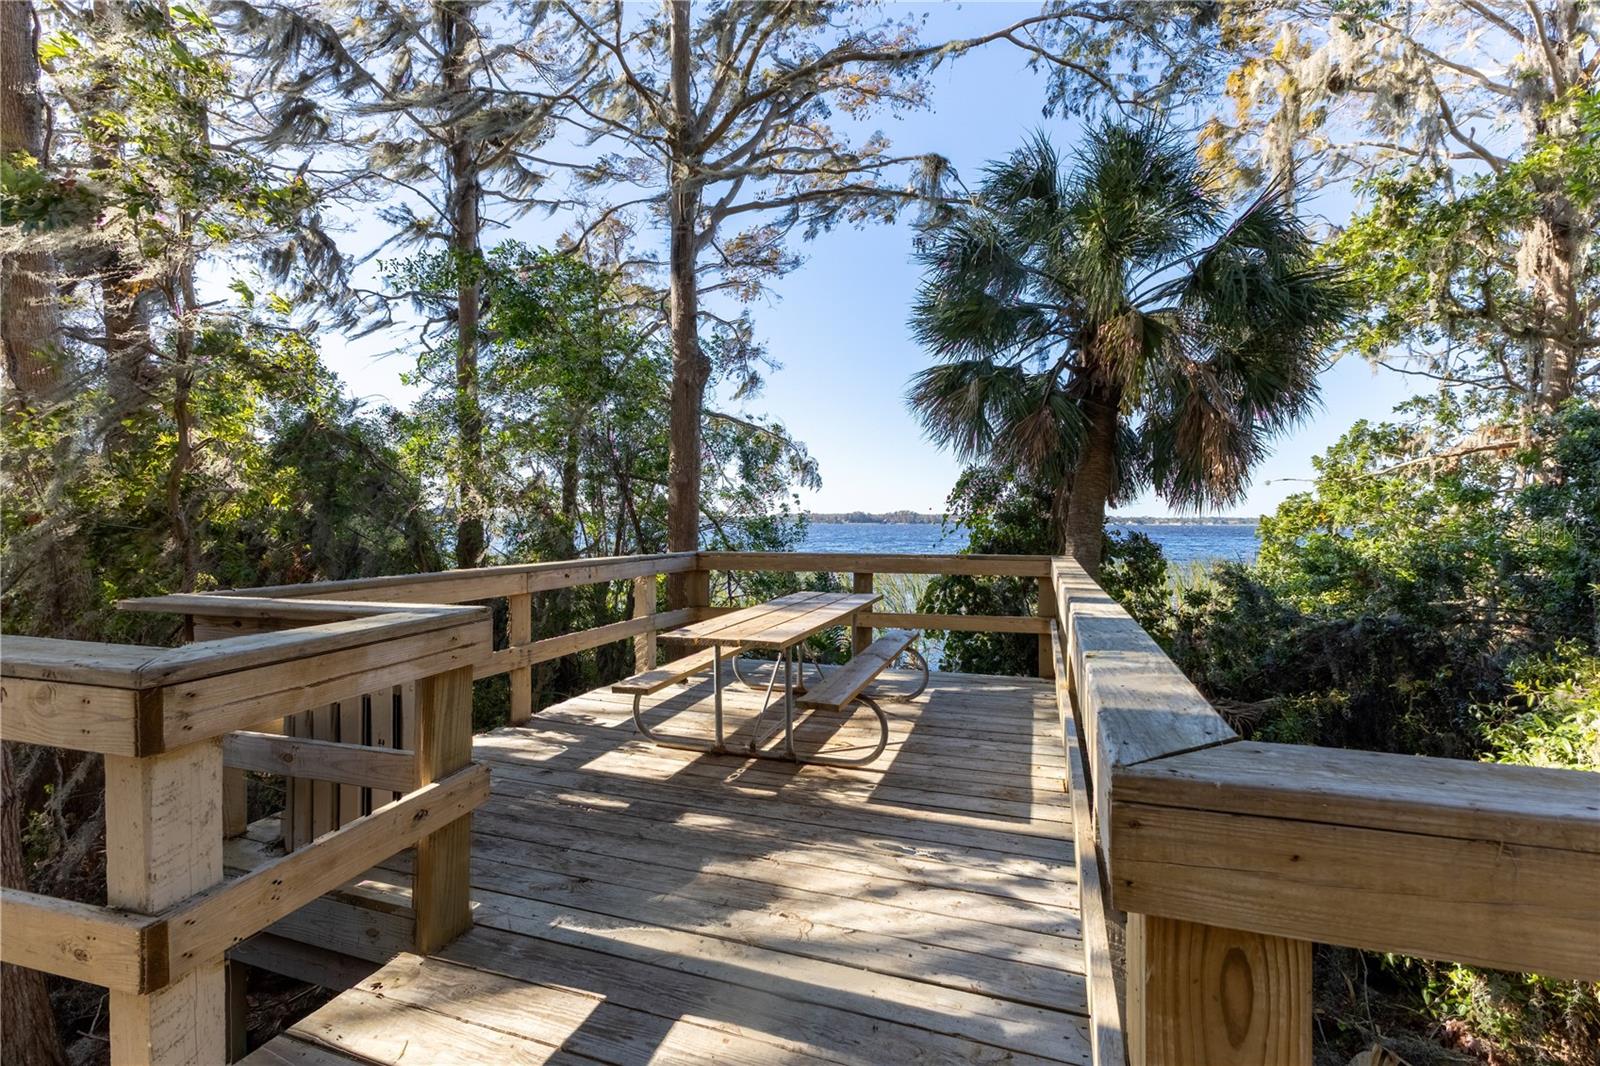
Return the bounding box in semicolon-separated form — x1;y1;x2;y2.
800;521;1258;566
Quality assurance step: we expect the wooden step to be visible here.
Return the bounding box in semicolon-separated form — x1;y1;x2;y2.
799;630;918;711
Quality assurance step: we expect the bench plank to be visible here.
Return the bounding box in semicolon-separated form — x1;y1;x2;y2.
798;631;917;711
612;647;731;696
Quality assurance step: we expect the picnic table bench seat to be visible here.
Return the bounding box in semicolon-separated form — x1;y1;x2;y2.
798;629;919;711
613;646;732;696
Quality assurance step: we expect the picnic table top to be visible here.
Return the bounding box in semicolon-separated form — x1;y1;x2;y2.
664;590;880;648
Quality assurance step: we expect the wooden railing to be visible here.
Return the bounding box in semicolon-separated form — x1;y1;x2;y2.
111;550;1056;889
10;549;1588;1066
0;600;492;1064
1048;556;1600;1066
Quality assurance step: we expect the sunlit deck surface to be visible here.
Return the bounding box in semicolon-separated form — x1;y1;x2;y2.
247;667;1090;1065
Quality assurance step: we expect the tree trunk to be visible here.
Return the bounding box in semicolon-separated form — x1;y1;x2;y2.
2;745;68;1066
664;0;707;609
0;0;58;401
1518;4;1586;416
439;0;486;569
1063;392;1119;577
88;0;155;446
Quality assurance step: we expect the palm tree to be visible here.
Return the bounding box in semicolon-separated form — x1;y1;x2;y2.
907;123;1351;575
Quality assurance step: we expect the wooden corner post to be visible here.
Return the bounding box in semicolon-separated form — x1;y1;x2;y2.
1125;913;1312;1066
508;592;532;725
106;738;227;1066
412;665;475;953
1037;575;1057;679
852;572;874;655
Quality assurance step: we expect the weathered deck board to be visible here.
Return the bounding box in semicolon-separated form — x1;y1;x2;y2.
246;670;1091;1065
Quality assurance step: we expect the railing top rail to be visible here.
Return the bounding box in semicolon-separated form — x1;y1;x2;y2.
2;606;491;755
1050;553;1600;985
702;550;1052;576
180;551;701;603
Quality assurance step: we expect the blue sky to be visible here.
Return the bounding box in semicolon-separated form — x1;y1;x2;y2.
314;2;1425;519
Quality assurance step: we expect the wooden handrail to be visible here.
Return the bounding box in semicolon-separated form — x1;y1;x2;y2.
1050;555;1600;1066
191;551;699;603
700;550;1052;576
0;609;492;1064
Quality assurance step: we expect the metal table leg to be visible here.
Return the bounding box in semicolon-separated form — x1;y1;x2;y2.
782;644;797;760
712;640;725;753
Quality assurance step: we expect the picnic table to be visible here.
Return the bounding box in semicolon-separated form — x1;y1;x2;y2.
614;591;926;766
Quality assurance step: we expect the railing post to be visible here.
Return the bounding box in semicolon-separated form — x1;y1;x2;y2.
508;591;532;725
852;572;874;655
687;566;711;614
106;739;227;1066
412;665;475;954
632;574;657;669
1125;913;1312;1066
1037;574;1056;679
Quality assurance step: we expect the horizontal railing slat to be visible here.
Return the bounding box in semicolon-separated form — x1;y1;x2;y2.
701;551;1052;576
161;763;490;990
0;889;160;993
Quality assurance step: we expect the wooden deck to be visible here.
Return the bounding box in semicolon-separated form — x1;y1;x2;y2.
245;666;1090;1065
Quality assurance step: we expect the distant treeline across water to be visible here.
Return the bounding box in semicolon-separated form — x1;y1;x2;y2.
800;520;1259;566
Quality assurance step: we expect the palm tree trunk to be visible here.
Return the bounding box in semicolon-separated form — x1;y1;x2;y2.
1063;393;1117;577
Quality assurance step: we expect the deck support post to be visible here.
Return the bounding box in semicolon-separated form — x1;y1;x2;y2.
412;665;475;954
508;592;532;725
852;572;874;655
106;740;227;1066
632;575;657;670
1037;575;1057;680
1125;913;1312;1066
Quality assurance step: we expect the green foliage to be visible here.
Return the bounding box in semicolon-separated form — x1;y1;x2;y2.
1156;403;1600;1064
1416;963;1600;1066
918;468;1054;676
1;320;431;644
1168;402;1600;757
907;122;1350;516
919;466;1170;675
1327;89;1600;419
1479;644;1600;772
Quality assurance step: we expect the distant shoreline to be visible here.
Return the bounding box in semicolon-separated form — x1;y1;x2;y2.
807;512;1258;526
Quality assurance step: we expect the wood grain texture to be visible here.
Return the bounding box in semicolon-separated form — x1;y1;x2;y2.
701;551;1053;576
630;575;657;674
163;766;488;985
1125;914;1310;1066
0;889;160;993
1053;624;1128;1066
670;592;880;647
867;611;1052;634
611;646;733;695
507;592;533;725
1110;800;1600;980
159;623;489;747
1116;740;1600;853
851;572;875;655
1038;575;1058;680
797;630;916;710
222;732;416;793
412;666;476;954
105;741;227;1065
1053;558;1235;860
246;669;1094;1066
199;552;697;603
0;676;145;754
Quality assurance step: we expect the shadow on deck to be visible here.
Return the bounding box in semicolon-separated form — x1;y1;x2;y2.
245;668;1091;1066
